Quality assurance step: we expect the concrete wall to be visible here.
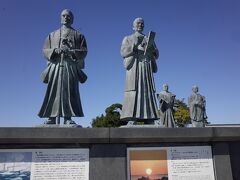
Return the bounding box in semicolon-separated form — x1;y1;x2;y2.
0;127;239;180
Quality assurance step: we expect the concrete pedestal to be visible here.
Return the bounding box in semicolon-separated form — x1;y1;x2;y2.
0;127;239;180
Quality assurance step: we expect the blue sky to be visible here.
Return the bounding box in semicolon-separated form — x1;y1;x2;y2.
0;0;239;127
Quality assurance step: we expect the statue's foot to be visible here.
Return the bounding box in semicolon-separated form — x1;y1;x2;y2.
154;120;162;126
126;121;135;126
64;119;76;125
44;118;56;124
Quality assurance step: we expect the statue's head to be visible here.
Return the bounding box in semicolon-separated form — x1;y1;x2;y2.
133;17;144;33
61;9;74;27
192;85;199;93
163;83;169;92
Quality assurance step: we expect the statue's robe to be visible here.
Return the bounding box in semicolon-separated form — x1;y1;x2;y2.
38;27;87;118
158;91;176;127
120;32;159;121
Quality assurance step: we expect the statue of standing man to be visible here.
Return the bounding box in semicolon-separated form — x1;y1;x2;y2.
157;84;176;128
38;9;88;125
188;85;208;127
120;17;159;124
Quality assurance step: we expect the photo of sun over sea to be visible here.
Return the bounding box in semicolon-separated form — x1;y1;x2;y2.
129;150;168;180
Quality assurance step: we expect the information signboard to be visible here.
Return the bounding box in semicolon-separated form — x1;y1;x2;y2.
0;148;89;180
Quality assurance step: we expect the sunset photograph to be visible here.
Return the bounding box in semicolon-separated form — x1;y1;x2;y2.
129;149;168;180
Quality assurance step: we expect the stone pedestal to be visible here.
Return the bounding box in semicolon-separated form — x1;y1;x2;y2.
0;127;239;180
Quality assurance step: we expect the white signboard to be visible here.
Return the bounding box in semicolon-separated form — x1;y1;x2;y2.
0;148;89;180
167;146;215;180
127;146;215;180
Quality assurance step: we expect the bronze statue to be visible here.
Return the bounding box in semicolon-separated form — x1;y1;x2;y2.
188;85;207;127
38;9;88;125
157;84;176;127
120;17;159;124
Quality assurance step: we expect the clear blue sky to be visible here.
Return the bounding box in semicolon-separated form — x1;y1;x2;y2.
0;0;239;127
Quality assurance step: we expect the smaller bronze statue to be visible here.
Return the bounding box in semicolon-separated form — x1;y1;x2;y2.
38;9;88;125
157;84;176;127
188;85;207;127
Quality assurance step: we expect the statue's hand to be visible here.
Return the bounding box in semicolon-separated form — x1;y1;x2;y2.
137;44;145;52
61;46;70;54
54;48;62;55
61;47;75;61
133;42;139;53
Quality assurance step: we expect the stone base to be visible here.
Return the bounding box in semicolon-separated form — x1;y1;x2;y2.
192;120;205;127
36;124;82;128
120;120;164;128
0;127;238;180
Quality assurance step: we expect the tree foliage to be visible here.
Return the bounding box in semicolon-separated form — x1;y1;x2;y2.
91;103;122;128
174;99;191;127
